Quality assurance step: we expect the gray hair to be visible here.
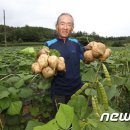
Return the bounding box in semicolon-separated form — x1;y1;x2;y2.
56;13;74;27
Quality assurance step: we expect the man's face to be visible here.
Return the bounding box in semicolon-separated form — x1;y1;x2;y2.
56;15;73;39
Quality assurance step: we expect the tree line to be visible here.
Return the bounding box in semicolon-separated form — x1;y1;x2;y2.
0;25;130;47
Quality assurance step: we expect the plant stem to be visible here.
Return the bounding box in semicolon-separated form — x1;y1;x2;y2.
0;74;14;81
0;118;3;130
30;74;39;83
95;62;102;82
126;61;129;73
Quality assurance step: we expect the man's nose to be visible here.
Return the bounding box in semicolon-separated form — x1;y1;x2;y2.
63;24;67;29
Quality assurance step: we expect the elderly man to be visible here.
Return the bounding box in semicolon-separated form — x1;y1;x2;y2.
45;13;85;116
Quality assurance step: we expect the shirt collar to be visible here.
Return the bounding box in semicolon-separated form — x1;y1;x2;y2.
57;37;68;43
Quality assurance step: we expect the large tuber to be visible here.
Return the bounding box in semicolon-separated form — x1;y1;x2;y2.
99;48;112;61
48;55;59;69
57;57;66;71
84;50;95;64
92;42;106;58
31;62;42;74
37;54;48;69
42;66;55;79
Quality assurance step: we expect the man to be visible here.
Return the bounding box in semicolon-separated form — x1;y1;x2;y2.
45;13;85;116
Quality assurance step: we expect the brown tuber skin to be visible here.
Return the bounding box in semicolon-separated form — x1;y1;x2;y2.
83;41;112;63
84;50;95;64
85;41;96;50
92;42;106;58
32;47;66;78
31;62;42;74
37;54;48;69
57;57;66;71
99;48;112;61
42;66;55;79
37;48;50;58
48;55;59;69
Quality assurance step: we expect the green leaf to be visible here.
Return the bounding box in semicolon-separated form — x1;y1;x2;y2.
8;87;19;95
0;90;10;99
5;115;21;126
0;97;11;111
125;79;130;91
43;112;50;118
87;107;129;130
125;122;130;129
25;120;44;130
14;79;24;88
38;80;51;90
18;74;34;81
87;118;98;128
0;56;2;61
56;104;74;129
104;85;118;100
106;59;115;64
0;86;7;91
111;75;127;86
19;88;33;98
34;119;59;130
96;121;129;130
19;47;36;56
68;95;89;119
85;88;97;96
81;68;96;82
6;76;20;85
72;114;80;130
29;105;39;116
7;101;22;115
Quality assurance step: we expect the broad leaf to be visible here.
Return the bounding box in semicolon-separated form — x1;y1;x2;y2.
0;90;10;99
6;76;20;85
38;80;51;90
81;68;96;82
14;79;24;88
25;120;44;130
111;75;127;86
8;87;19;95
29;105;39;116
72;114;80;130
18;74;34;81
68;95;88;119
19;88;33;98
19;47;36;56
104;85;118;100
34;119;59;130
96;121;129;130
0;97;11;111
85;88;97;96
125;79;130;91
56;104;74;129
7;101;22;115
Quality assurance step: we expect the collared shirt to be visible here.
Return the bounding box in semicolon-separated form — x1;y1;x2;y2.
45;38;84;95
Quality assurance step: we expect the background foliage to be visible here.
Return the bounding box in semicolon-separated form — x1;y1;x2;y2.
0;24;130;130
1;25;130;47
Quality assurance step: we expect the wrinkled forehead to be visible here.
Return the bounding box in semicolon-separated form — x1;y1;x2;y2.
58;15;73;24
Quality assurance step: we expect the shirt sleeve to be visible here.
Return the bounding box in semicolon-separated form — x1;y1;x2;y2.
79;43;86;60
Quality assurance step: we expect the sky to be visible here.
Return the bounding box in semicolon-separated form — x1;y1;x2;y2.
0;0;130;37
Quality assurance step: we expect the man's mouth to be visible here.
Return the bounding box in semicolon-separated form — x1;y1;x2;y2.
62;31;68;35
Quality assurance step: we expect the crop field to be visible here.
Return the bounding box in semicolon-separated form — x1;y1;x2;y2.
0;45;130;130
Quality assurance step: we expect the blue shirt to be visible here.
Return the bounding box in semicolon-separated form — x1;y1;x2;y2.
45;38;84;96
